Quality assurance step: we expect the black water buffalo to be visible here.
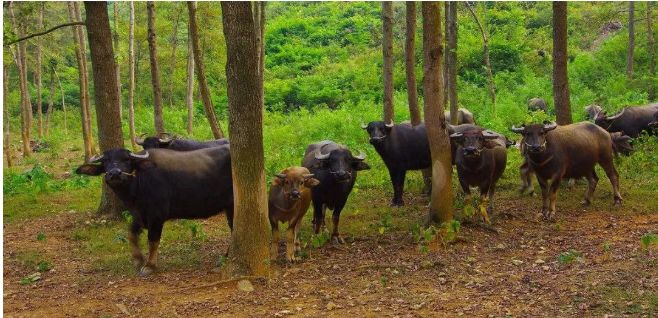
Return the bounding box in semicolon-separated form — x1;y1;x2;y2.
594;103;658;137
450;129;507;224
444;108;476;124
584;104;603;120
76;146;233;275
302;141;369;244
135;133;229;151
512;122;622;220
528;97;548;112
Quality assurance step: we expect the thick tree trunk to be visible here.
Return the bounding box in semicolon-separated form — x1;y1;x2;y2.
405;2;421;126
168;5;181;109
69;1;96;161
10;4;32;158
627;2;635;80
186;26;195;135
382;2;394;123
647;2;656;100
446;2;459;125
46;66;55;136
466;3;496;109
4;65;12;167
221;1;270;278
128;1;137;150
147;1;165;134
188;2;224;139
422;2;453;225
54;69;68;132
552;1;572;125
84;1;126;218
113;2;122;119
35;4;44;138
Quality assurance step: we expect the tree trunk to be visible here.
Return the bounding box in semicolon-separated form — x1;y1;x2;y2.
647;2;656;100
9;4;32;158
422;2;453;225
382;2;394;123
405;2;421;126
128;1;138;150
188;2;224;139
446;2;459;125
35;4;44;138
221;1;270;278
168;5;182;109
4;65;12;167
46;65;55;136
54;69;68;133
147;1;165;134
186;25;195;135
626;1;635;80
84;1;126;218
552;1;572;125
253;2;266;111
466;3;496;109
69;1;96;161
113;2;122;119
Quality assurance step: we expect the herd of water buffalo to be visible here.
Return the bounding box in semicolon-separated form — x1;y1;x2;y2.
75;101;658;274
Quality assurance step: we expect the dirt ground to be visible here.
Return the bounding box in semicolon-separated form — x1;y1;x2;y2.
4;192;657;318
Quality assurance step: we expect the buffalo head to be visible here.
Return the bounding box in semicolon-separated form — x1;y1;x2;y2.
511;121;557;154
314;148;370;182
362;121;395;145
594;109;625;130
584;104;603;121
273;167;319;201
135;132;174;149
649;111;658;131
450;130;499;160
76;148;153;187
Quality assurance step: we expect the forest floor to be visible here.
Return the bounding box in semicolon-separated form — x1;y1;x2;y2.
3;140;658;317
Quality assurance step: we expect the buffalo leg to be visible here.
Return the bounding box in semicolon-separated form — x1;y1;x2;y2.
460;178;475;219
599;157;623;205
225;205;234;231
537;177;550;220
519;159;534;195
128;219;144;268
270;222;280;261
547;178;562;220
389;169;406;206
286;227;297;262
331;204;346;244
293;219;303;254
141;221;163;276
421;168;432;195
582;170;598;206
312;201;326;234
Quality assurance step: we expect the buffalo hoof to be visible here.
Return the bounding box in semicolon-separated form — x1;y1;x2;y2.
132;256;145;269
285;254;298;263
613;199;622;206
520;186;534;196
331;235;346;245
138;265;156;276
390;201;404;207
580;199;591;207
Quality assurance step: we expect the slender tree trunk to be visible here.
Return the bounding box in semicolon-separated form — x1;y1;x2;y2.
406;2;421;126
147;1;165;134
46;66;55;136
466;3;496;109
221;1;270;278
382;2;394;123
35;4;44;138
627;1;635;80
552;1;572;125
84;1;126;218
186;25;195;135
259;2;266;110
69;1;95;161
128;1;137;150
168;5;181;109
54;69;68;133
10;4;32;158
113;2;123;119
446;2;459;125
188;1;224;138
4;65;13;167
647;2;656;100
422;2;453;225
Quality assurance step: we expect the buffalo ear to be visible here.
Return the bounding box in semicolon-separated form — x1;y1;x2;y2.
304;178;320;187
135;159;156;170
353;161;370;171
76;164;103;176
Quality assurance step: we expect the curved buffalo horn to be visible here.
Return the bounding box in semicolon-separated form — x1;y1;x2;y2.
449;132;463;138
360;123;368;129
542;121;558;131
275;173;286;179
134;133;146;145
129;151;150;159
482;130;499;139
511;125;526;133
88;154;104;163
302;173;315;179
385;120;395;128
314;151;330;160
607;108;626;120
353;150;366;160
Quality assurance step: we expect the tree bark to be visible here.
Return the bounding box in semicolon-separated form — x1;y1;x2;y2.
9;4;32;158
128;1;137;150
46;64;55;136
188;2;224;139
627;1;635;80
147;1;165;134
113;2;122;119
446;2;459;125
84;1;126;218
552;1;572;125
4;65;12;167
405;2;421;126
35;4;44;138
422;2;453;225
54;69;68;132
168;5;182;109
466;3;496;109
382;2;394;123
186;24;195;135
647;2;656;100
221;1;270;278
253;2;266;111
69;1;96;161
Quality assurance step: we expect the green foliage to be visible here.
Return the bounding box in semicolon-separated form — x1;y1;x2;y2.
640;233;658;250
36;232;46;241
411;224;437;254
558;249;583;265
376;211;393;235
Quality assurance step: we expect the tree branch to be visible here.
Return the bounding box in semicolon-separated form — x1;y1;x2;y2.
4;21;85;46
